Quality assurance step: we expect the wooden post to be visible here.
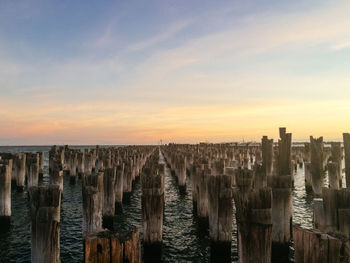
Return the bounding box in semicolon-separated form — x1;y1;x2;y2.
141;166;164;244
344;133;350;188
277;128;293;180
310;136;324;196
0;164;11;229
82;171;104;236
50;160;63;194
38;152;44;178
115;164;124;213
77;151;85;178
27;162;39;188
103;168;116;230
293;225;345;263
271;175;292;263
14;153;26;192
197;168;210;224
177;156;186;189
262;136;273;178
123;159;133;199
84;227;141;263
233;186;272;263
69;152;78;184
304;162;312;191
208;174;232;242
331;142;342;187
327;162;340;189
29;185;62;263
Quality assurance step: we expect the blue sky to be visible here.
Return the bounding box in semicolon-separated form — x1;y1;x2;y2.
1;0;350;144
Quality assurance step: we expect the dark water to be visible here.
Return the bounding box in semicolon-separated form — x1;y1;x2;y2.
0;146;325;262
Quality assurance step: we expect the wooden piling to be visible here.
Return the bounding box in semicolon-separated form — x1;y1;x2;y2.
84;227;141;263
310;136;324;196
271;175;292;263
103;168;116;230
27;162;39;188
0;164;11;228
293;225;347;263
233;186;272;263
29;185;61;263
141;165;164;245
115;164;124;213
344;133;350;188
262;136;274;178
82;171;104;236
208;174;232;244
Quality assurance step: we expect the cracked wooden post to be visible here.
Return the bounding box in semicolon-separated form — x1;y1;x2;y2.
29;185;61;263
310;136;324;196
0;164;11;229
208;174;232;262
82;171;104;236
233;169;272;263
103;168;116;230
262;136;273;178
344;133;350;188
84;227;141;263
115;164;124;213
271;175;292;263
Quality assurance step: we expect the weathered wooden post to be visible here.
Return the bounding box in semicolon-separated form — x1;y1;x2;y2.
262;136;273;178
310;136;324;196
50;160;63;194
141;165;164;244
14;153;26;192
77;151;85;178
84;227;141;263
27;162;39;188
123;159;133;199
82;171;104;236
177;156;187;190
103;168;116;230
38;152;44;178
115;164;124;213
233;170;272;263
0;164;11;229
29;185;62;263
293;225;346;263
327;162;341;189
142;163;164;263
331;142;342;187
191;163;199;212
304;162;312;191
344;133;350;188
197;168;210;225
69;152;78;184
277;128;293;182
271;175;292;263
208;174;232;262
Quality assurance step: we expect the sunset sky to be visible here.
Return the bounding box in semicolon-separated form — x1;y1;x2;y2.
1;0;350;145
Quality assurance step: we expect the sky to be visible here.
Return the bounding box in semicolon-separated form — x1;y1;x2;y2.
1;0;350;145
